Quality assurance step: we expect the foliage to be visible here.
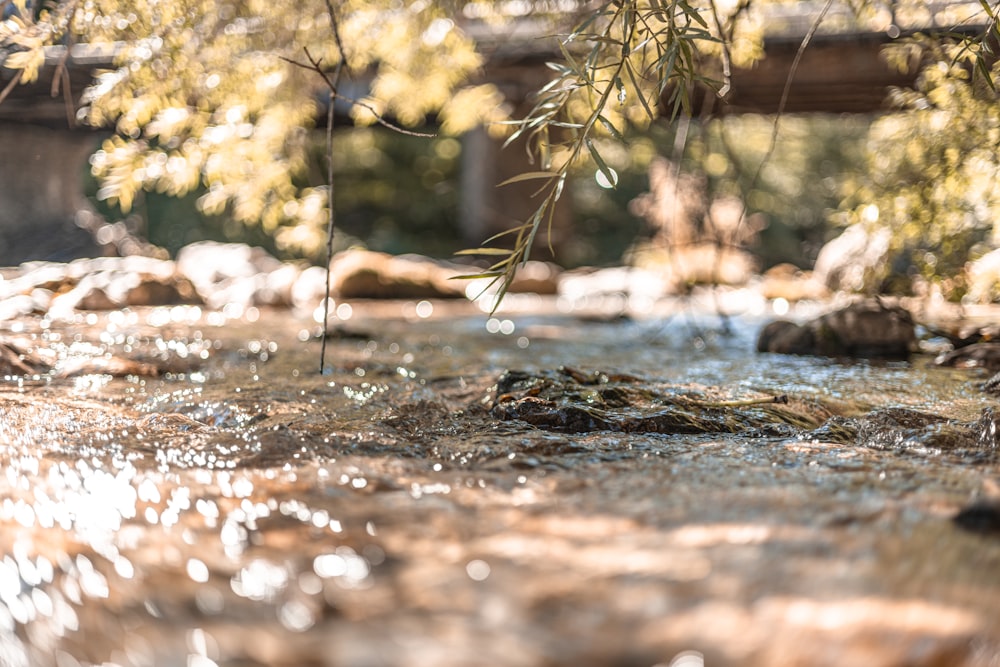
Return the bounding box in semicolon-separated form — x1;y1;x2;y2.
455;0;762;297
683;114;869;268
1;0;509;257
1;1;760;279
4;0;1000;301
836;34;1000;296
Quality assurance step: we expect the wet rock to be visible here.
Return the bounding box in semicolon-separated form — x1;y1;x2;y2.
853;408;954;451
176;241;283;285
982;372;1000;394
2;256;199;319
329;249;466;299
0;293;45;320
935;342;1000;370
757;300;916;358
953;502;1000;534
492;367;821;435
934;342;1000;394
256;263;302;307
814;406;1000;458
813;224;891;292
0;338;46;375
46;259;198;316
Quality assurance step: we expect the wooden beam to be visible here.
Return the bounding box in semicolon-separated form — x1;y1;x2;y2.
698;32;921;115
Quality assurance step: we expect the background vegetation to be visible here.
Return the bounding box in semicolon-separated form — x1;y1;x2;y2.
3;0;1000;297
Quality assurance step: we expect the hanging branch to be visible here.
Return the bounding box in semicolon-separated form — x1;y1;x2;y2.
0;69;22;106
280;1;438;372
456;0;708;310
701;0;835;314
281;46;342;373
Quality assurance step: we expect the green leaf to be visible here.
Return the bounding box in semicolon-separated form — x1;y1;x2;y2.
586;138;616;189
624;58;655;119
451;272;504;281
497;171;558;186
454;247;514;256
976;55;995;90
596;114;626;143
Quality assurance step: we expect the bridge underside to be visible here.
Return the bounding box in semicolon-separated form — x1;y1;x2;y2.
0;31;930;265
2;30;927;126
700;32;921;116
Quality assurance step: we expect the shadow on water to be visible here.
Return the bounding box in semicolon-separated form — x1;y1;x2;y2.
2;301;1000;667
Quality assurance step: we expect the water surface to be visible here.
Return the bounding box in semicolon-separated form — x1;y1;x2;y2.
2;298;999;667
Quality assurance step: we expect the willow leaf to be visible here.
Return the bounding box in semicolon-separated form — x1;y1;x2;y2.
586;138;616;188
596;113;626;143
454;248;515;257
497;171;558;186
451;272;504;281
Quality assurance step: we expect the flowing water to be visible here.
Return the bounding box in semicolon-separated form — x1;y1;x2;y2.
2;296;1000;667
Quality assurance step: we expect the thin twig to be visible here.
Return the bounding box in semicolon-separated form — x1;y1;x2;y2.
280;45;345;374
280;4;440;370
683;394;789;408
307;22;346;373
707;0;834;311
279;56;434;138
707;0;733;97
0;69;23;106
759;0;835;181
50;42;77;128
319;88;336;373
61;62;74;127
340;93;436;137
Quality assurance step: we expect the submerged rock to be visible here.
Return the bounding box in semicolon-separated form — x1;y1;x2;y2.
491;367;827;435
953;502;1000;534
0;333;198;378
953;478;1000;534
805;406;1000;459
491;367;998;462
757;300;916;358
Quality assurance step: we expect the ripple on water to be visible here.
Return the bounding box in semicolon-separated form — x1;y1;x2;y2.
2;309;1000;666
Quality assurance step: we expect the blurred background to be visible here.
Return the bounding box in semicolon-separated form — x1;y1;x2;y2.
2;0;999;302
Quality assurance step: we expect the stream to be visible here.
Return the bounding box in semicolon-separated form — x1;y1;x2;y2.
1;296;999;667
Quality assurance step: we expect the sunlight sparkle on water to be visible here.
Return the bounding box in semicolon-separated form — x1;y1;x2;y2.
231;559;289;602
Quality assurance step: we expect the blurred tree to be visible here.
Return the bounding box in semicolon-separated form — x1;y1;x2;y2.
1;0;512;258
2;0;999;297
834;35;1000;297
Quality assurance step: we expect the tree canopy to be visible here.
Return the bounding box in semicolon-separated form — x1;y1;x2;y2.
2;0;1000;297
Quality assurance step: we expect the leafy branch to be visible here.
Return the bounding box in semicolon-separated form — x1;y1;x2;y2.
279;2;439;372
455;0;717;308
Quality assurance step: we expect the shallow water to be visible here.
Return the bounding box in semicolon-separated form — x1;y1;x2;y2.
2;298;1000;667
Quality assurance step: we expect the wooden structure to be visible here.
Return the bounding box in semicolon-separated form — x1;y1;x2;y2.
0;26;968;264
703;31;921;115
